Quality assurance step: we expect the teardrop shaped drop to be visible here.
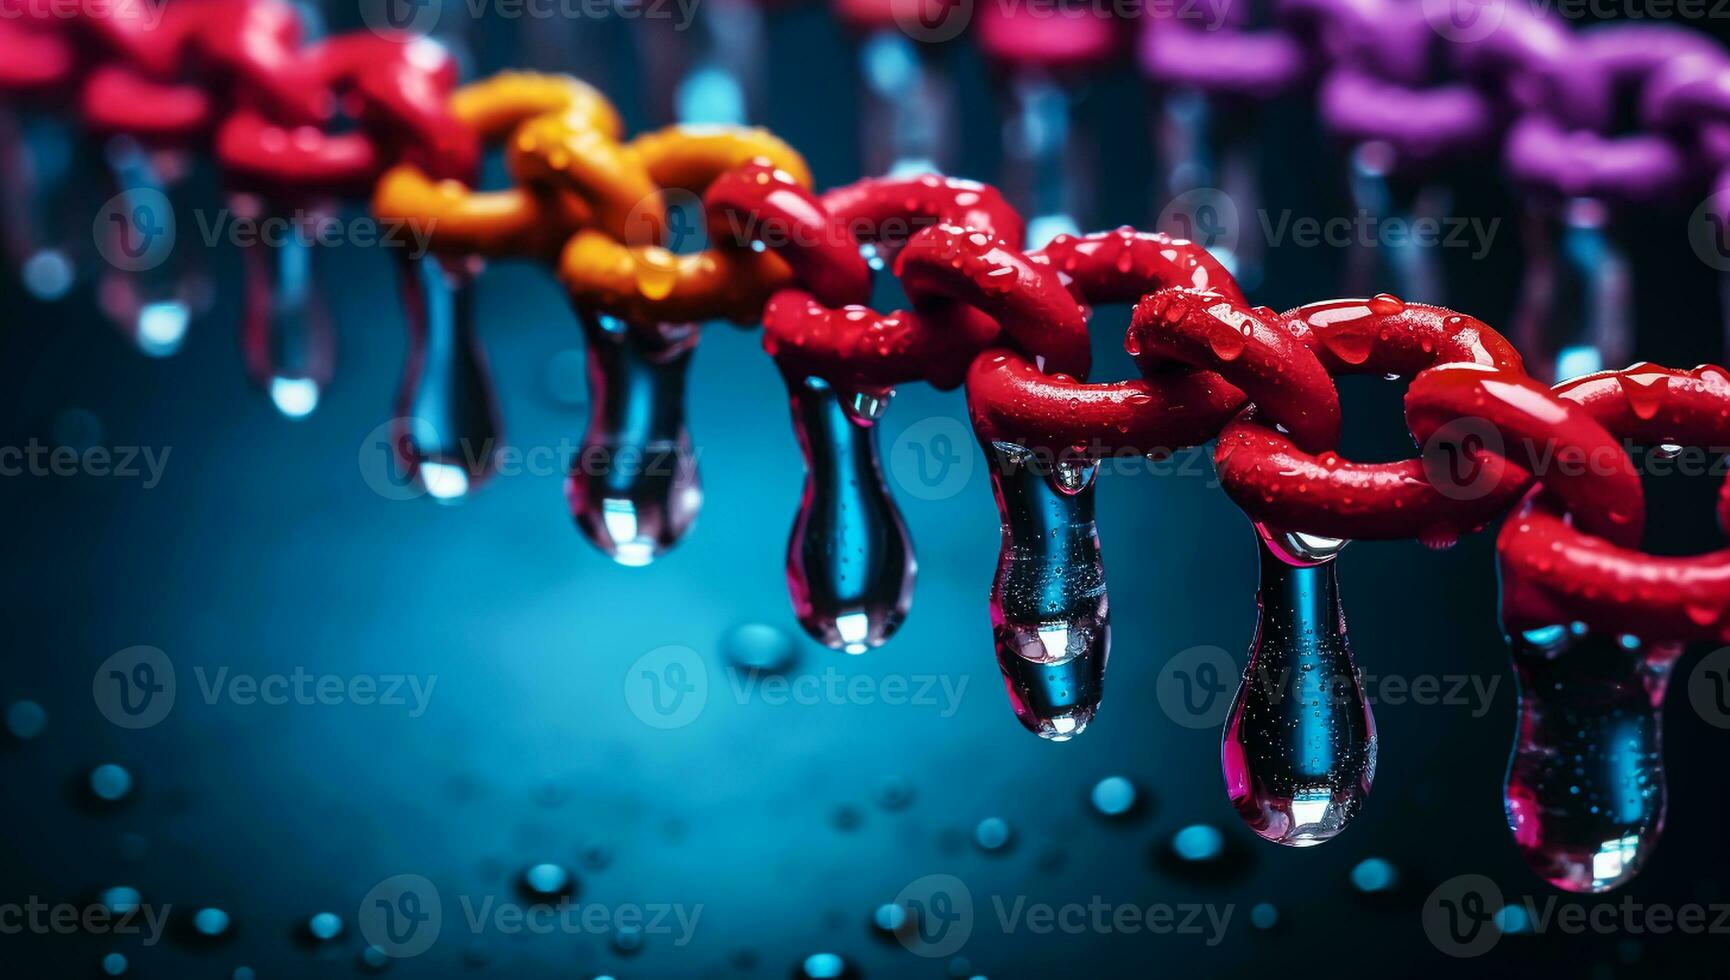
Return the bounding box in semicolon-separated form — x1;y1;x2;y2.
97;138;204;358
1503;626;1677;893
567;313;701;566
237;200;335;420
985;441;1109;741
391;253;502;501
781;375;915;653
1221;523;1375;846
1;109;81;301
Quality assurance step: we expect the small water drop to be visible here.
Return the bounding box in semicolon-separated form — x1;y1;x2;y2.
89;764;133;802
974;817;1013;852
1090;776;1138;817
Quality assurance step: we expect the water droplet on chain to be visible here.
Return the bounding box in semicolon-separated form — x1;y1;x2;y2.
781;375;914;653
1222;524;1375;846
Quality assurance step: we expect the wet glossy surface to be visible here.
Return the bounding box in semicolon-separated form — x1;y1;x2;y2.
567;312;701;566
1222;527;1375;846
984;441;1108;741
1504;626;1677;893
392;254;502;501
782;376;914;653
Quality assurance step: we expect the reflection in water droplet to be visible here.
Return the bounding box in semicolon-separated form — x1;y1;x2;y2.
239;206;336;420
89;764;133;802
5;700;46;739
974;817;1012;852
985;442;1109;740
721;623;798;673
782;376;915;653
1222;525;1376;847
393;254;502;499
1503;627;1677;892
1090;776;1137;817
568;313;701;566
1349;857;1397;893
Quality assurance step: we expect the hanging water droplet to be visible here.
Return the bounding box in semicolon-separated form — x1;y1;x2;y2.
1049;454;1099;496
392;254;502;501
568;312;702;566
1222;524;1376;846
1503;627;1677;892
721;622;798;673
236;200;335;420
985;441;1109;740
782;375;915;653
840;386;895;426
1090;776;1137;817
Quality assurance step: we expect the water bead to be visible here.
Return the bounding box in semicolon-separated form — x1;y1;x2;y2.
1171;824;1224;862
102;953;127;976
781;375;914;653
1250;902;1279;929
721;623;798;673
5;700;46;739
518;863;576;901
192;907;232;938
1349;857;1398;893
89;764;133;803
1222;525;1374;846
974;817;1013;851
1089;776;1137;817
305;911;343;942
984;442;1109;741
